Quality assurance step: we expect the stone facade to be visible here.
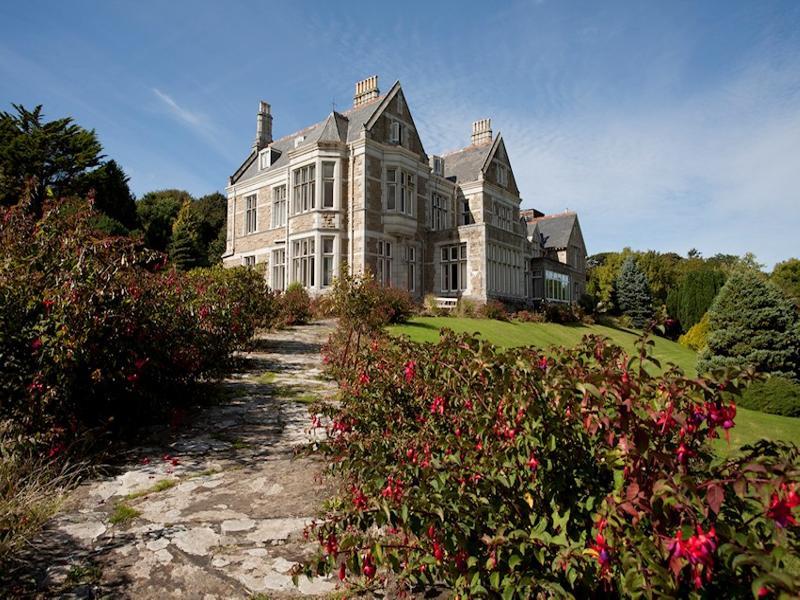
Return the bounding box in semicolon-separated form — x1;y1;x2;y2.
224;76;588;305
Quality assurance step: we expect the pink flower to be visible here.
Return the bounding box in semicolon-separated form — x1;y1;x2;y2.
767;484;799;528
358;372;370;385
528;453;540;473
669;526;717;589
352;486;368;510
403;360;416;382
430;396;445;415
31;337;43;351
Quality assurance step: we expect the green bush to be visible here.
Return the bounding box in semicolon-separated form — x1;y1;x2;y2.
454;298;478;318
544;302;581;324
278;282;312;326
739;376;800;417
306;321;800;597
0;199;276;443
378;286;415;324
679;312;711;352
513;309;545;323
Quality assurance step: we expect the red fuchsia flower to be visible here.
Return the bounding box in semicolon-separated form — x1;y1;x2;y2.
134;357;148;370
676;443;692;465
403;360;416;382
27;380;45;395
433;541;445;562
528;453;540;473
43;298;55;313
464;399;473;410
362;552;376;579
323;533;338;556
656;408;676;434
358;372;370;385
31;337;43;351
322;354;330;365
310;415;321;429
198;305;210;319
381;475;404;503
591;532;612;575
766;483;799;528
337;562;346;581
669;526;717;589
126;373;139;383
352;486;368;510
538;356;548;370
332;419;352;434
140;457;151;465
430;396;445;415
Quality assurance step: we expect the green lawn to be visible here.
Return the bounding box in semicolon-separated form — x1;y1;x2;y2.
389;316;698;375
388;317;800;454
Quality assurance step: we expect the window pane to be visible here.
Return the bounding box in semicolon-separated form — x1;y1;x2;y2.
323;238;333;254
324;181;334;207
323;161;334;178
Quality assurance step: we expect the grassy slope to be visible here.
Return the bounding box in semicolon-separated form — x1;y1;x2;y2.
388;317;800;454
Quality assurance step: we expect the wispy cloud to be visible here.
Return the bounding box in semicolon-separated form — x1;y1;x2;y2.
152;88;203;126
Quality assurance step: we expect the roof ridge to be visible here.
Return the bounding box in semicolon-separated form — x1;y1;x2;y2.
532;211;576;222
440;143;489;157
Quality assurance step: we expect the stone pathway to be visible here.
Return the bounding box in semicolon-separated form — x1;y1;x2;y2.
10;322;338;599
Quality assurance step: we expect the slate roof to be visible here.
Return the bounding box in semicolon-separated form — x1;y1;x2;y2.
441;143;493;184
527;212;577;249
230;96;385;184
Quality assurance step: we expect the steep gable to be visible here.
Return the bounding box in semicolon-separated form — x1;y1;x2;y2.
482;136;520;196
364;82;427;161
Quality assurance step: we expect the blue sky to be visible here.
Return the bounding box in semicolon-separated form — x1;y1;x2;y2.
1;1;799;267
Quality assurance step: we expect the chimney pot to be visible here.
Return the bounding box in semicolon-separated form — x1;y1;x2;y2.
353;75;380;108
471;118;492;145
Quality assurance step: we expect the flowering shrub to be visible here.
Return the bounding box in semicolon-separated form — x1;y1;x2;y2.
278;282;312;326
326;268;415;329
0;199;276;443
303;323;800;597
479;300;510;321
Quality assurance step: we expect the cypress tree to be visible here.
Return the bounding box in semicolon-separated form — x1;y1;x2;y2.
666;267;726;332
697;269;800;379
615;257;653;328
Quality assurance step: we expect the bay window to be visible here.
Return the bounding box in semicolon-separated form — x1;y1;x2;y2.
292;164;315;214
322;237;335;287
292;237;315;287
322;161;335;208
545;270;570;303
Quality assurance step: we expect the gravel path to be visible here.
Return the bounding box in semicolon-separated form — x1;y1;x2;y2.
9;322;337;599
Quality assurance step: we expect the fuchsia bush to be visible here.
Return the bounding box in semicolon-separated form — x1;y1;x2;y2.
0;199;276;444
301;308;800;596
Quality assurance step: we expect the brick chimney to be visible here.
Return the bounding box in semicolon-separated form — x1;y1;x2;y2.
353;75;379;108
254;101;272;150
471;118;492;145
520;208;545;222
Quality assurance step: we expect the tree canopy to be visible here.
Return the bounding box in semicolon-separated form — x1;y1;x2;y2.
0;104;103;214
771;258;800;308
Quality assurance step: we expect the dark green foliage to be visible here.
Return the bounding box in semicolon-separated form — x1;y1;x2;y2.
666;267;726;332
698;269;800;379
738;376;800;417
478;300;510;321
136;189;189;252
0;104;102;214
772;258;800;307
191;192;227;266
169;201;203;270
74;159;138;230
138;190;226;267
615;257;653;328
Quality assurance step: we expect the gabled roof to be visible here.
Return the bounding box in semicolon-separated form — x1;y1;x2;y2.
527;211;578;249
442;142;493;184
230;93;387;185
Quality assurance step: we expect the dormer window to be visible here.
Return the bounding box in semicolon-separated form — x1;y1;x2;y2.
259;148;271;170
496;164;508;187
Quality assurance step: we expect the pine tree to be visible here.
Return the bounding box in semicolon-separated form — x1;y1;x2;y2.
615;257;653;328
666;267;726;332
169;201;202;271
697;269;800;379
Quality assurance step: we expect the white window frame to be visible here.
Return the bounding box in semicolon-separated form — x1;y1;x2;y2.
406;245;416;293
271;248;285;291
292;237;315;287
496;163;508;187
376;240;392;286
292;163;316;214
245;194;257;234
322;161;335;209
322;236;335;287
545;270;571;303
389;120;402;145
271;185;287;229
243;255;256;267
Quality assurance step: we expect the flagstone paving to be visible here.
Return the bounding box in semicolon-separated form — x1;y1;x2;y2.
10;322;338;599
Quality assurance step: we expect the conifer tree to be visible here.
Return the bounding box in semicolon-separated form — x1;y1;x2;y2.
615;257;653;328
697;268;800;379
169;201;202;271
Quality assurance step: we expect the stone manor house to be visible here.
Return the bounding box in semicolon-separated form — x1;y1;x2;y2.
223;76;587;305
